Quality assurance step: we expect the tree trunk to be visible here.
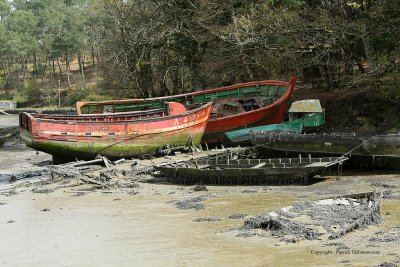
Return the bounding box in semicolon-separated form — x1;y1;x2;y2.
22;56;28;86
56;58;64;82
16;58;20;91
5;58;13;87
41;56;48;82
65;51;72;89
91;45;96;67
78;52;86;89
33;54;37;78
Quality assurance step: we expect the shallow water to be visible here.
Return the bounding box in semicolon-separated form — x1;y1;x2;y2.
0;114;19;128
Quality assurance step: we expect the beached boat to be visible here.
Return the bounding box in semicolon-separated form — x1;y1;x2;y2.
19;102;213;161
155;155;347;185
224;99;325;145
76;78;297;144
251;132;400;157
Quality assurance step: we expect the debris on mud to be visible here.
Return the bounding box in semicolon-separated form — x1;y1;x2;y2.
375;263;399;267
381;190;400;200
0;126;19;147
241;192;381;242
192;217;222;222
241;189;257;194
32;187;54;194
127;190;139;195
371;181;398;189
228;213;248;219
71;192;87;197
170;194;215;210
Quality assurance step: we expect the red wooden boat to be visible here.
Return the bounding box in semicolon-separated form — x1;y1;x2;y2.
76;77;297;144
19;102;213;161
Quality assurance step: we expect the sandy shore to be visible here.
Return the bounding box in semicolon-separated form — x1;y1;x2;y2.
0;141;399;266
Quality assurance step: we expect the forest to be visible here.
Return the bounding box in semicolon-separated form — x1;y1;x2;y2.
0;0;399;107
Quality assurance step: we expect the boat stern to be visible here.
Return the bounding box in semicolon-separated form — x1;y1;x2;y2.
19;112;34;147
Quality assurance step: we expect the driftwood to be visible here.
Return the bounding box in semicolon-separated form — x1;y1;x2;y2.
79;177;106;186
155;146;191;157
70;159;104;168
114;158;126;164
102;156;112;169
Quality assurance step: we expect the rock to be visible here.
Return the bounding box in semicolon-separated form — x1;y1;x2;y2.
193;185;208;191
9;175;16;183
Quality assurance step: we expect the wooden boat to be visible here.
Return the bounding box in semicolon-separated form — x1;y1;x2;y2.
223;99;325;146
19;102;213;161
76;77;297;144
155;155;347;185
250;132;400;157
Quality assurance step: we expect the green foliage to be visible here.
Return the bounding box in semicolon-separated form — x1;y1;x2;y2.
368;70;400;104
266;0;305;10
24;79;41;104
67;89;89;106
67;88;112;106
0;0;398;108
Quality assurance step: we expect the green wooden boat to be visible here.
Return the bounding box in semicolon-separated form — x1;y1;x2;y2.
224;100;325;145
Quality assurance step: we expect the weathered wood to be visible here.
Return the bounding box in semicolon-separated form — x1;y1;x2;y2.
251;162;266;169
102;156;112;169
70;159;104;167
113;158;126;164
79;177;105;186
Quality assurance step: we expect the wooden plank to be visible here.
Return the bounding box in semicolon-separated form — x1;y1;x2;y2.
80;177;105;186
250;162;266;169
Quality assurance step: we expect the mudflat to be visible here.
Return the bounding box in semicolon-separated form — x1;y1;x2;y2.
0;140;399;266
0;115;19;128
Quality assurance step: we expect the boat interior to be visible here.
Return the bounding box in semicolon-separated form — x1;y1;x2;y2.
208;96;276;118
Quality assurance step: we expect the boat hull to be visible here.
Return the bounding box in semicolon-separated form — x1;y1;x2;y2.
20;103;212;160
76;78;297;144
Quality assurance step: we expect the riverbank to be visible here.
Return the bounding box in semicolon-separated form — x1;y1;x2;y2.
0;139;399;266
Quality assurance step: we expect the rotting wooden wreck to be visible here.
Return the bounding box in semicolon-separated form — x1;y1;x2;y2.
242;191;381;241
19;102;213;161
251;132;400;170
155;155;348;185
75;77;297;144
251;132;400;156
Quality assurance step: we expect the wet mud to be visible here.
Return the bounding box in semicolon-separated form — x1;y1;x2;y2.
1;138;400;266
